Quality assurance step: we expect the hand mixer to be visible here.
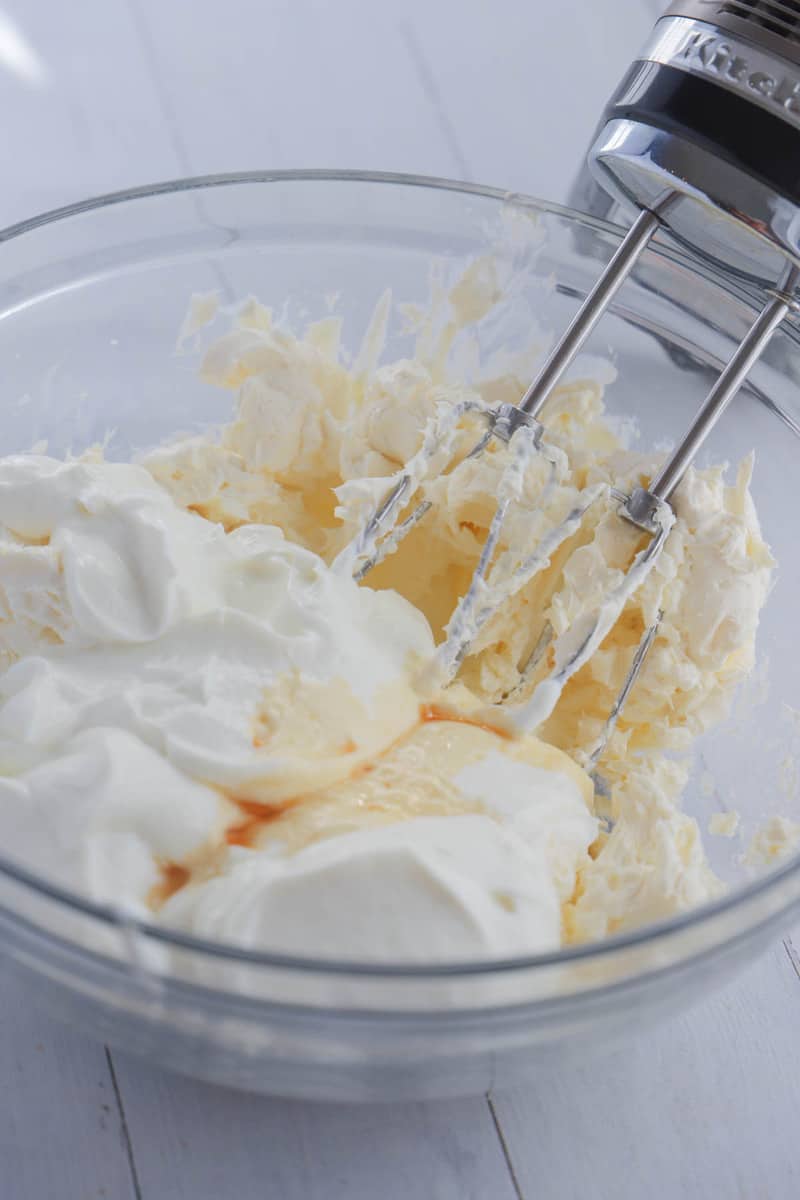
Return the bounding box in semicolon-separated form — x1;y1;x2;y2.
341;0;800;765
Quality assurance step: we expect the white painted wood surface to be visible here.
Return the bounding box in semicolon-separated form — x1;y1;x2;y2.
0;1;798;1196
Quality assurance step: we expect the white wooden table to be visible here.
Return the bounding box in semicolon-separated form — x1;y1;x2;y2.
1;2;799;1195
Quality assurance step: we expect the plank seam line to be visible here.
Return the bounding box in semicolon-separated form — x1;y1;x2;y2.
783;935;800;984
106;1047;144;1200
398;20;472;181
126;0;193;175
487;1094;524;1200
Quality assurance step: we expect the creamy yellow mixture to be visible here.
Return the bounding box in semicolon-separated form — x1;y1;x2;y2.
0;265;779;962
144;287;773;945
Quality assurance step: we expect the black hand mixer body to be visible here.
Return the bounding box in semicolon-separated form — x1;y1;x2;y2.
593;1;800;285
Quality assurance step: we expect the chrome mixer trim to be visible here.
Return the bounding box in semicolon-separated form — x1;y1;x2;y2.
665;1;800;64
641;14;800;130
591;2;800;282
591;117;800;280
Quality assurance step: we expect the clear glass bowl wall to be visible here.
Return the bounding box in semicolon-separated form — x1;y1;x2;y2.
0;173;798;1101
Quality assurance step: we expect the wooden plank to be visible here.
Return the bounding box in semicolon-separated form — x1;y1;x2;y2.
0;970;138;1200
491;938;800;1200
110;1056;520;1200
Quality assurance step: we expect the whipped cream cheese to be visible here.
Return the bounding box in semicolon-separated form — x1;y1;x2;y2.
0;451;598;949
162;722;596;958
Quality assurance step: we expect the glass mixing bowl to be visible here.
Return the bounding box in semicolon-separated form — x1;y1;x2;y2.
1;171;799;1101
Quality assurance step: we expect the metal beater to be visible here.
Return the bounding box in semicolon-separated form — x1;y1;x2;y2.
341;0;800;746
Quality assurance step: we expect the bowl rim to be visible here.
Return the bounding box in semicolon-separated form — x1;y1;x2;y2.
0;166;607;243
1;166;798;980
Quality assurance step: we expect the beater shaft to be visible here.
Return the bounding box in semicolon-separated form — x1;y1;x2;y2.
649;293;793;504
517;207;661;422
623;279;796;533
